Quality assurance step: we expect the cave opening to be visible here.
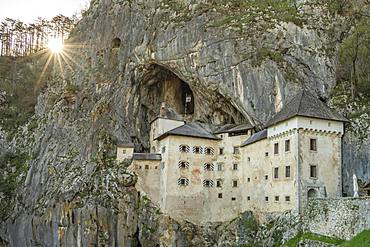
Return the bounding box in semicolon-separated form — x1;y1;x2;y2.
111;38;121;49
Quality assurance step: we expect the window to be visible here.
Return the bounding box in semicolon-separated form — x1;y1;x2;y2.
265;175;268;180
177;178;189;186
285;166;291;178
285;196;290;202
275;196;279;201
204;163;214;171
205;147;214;155
247;157;251;162
310;139;317;151
219;148;224;155
160;162;165;169
274;167;279;179
155;166;158;169
265;152;269;157
247;196;251;201
111;37;121;48
179;145;189;153
233;146;240;154
161;146;166;153
122;149;127;154
285;140;290;152
193;146;203;154
310;165;317;178
145;165;149;170
233;163;238;170
328;122;331;127
216;179;222;187
178;161;189;169
203;179;214;187
247;178;250;182
274;143;279;154
265;196;269;202
217;163;223;171
231;197;236;201
232;180;238;187
218;193;223;198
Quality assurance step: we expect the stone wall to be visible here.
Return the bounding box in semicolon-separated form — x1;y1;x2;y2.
303;198;370;240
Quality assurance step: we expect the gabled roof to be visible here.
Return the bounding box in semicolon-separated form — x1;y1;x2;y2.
241;129;267;147
213;123;254;134
265;90;348;127
133;153;162;161
155;122;222;141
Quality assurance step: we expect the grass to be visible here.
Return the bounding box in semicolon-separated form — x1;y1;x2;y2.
284;232;345;247
341;230;370;247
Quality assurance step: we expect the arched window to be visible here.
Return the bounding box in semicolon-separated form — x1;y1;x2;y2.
178;177;189;186
179;145;190;153
204;163;214;171
193;146;203;154
307;188;318;199
204;147;214;155
178;161;190;169
111;37;121;49
203;179;214;188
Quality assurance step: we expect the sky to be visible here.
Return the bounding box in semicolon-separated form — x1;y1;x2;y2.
0;0;90;23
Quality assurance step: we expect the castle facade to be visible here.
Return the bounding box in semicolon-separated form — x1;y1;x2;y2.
117;90;347;224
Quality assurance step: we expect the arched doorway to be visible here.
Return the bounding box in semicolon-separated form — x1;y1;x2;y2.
307;188;318;199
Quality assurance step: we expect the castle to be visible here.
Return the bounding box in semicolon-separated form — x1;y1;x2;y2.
116;90;348;224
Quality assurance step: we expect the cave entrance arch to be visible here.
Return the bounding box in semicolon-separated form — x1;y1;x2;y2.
143;64;194;119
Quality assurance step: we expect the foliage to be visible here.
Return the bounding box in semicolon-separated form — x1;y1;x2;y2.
0;151;30;219
338;18;370;99
0;15;77;57
284;232;345;247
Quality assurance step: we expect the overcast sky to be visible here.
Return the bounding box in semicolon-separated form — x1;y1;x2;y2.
0;0;90;23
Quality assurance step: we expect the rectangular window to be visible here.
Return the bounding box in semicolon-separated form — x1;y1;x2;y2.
122;149;127;154
216;180;222;188
310;165;317;178
233;163;238;170
233;180;238;187
217;163;223;171
285;196;290;202
274;167;279;179
219;148;224;155
265;196;269;202
274;143;279;154
285;166;291;178
248;157;251;162
233;146;240;154
231;197;236;201
310;139;317;151
265;175;268;180
285;140;290;152
247;196;251;201
275;196;279;201
265;152;269;157
145;165;149;170
161;146;166;153
218;193;223;199
247;178;250;182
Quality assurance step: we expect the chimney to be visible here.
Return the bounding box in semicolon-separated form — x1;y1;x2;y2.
160;102;167;118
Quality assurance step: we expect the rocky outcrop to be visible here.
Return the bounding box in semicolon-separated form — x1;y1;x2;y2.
0;0;367;246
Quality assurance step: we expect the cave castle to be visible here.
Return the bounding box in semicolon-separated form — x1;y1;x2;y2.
116;90;348;224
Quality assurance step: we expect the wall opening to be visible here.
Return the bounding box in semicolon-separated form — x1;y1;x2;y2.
307;188;318;199
111;38;121;49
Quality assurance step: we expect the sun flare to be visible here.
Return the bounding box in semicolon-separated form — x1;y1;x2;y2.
47;38;64;54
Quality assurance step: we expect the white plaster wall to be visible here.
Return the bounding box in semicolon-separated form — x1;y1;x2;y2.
268;116;344;138
150;118;184;152
116;147;134;162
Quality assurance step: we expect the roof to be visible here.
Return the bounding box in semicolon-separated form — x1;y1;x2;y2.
155;122;222;141
241;129;267;147
133;153;162;161
265;90;348;127
214;123;254;134
117;142;135;148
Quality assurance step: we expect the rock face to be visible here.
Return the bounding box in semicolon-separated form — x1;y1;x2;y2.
0;0;367;246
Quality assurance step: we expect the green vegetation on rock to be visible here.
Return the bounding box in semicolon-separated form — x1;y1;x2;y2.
284;232;345;247
341;230;370;247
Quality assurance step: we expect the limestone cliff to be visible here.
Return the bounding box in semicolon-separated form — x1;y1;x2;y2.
0;0;368;246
